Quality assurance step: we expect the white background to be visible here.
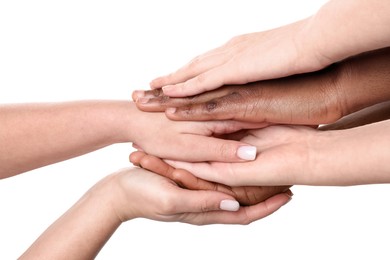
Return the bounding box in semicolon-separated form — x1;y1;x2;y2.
1;0;390;259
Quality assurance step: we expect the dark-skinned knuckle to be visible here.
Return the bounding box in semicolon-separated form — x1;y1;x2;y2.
205;100;218;112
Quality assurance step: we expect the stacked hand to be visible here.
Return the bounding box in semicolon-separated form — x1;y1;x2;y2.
130;151;291;206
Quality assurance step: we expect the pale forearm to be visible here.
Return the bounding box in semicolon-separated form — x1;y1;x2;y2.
0;100;136;178
313;119;390;185
19;174;122;260
304;0;390;66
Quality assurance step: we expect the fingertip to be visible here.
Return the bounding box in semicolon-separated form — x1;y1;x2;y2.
132;90;145;102
220;199;240;211
149;77;163;89
269;192;293;211
236;146;257;161
129;150;146;164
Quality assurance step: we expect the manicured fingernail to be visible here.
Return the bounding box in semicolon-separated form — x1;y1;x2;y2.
220;200;240;211
136;97;149;104
166;107;176;114
237;146;257;160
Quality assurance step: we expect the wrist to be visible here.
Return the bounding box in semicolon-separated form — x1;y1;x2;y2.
335;48;390;116
104;101;142;144
103;169;139;222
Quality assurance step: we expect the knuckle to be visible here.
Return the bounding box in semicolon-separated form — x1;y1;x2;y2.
200;199;213;212
195;73;207;85
172;170;185;183
187;56;202;71
215;142;235;160
205;100;218;112
159;194;177;214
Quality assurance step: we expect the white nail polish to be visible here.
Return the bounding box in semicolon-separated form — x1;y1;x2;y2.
237;146;257;160
220;200;240;211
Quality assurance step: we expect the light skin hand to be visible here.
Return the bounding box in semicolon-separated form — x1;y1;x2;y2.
128;102;267;163
134;47;390;126
148;19;322;98
20;167;292;259
164;119;390;186
0;100;263;179
129;151;291;206
163;102;390;185
148;0;390;98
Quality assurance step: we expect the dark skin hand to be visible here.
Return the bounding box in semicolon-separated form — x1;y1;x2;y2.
130;151;291;206
133;47;390;125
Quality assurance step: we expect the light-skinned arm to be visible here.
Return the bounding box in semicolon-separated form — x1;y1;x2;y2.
0;101;260;179
19;167;292;259
148;0;390;98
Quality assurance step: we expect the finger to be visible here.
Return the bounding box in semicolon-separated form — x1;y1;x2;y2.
172;135;257;162
150;50;228;89
130;152;228;193
164;159;260;186
135;87;232;112
182;191;292;225
174;188;240;213
134;152;181;183
165;91;266;122
233;185;291;206
171;169;236;197
161;63;239;97
129;150;146;166
132;88;164;102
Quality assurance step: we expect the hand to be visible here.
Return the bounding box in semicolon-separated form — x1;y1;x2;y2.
148;19;325;98
134;48;390;126
162;120;390;186
148;0;390;99
109;167;292;225
127;102;268;162
129;151;291;206
20;166;292;260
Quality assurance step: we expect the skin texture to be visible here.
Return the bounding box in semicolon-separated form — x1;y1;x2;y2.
134;47;390;126
319;101;390;131
20;167;292;259
130;151;291;206
163;118;390;187
149;0;390;98
0;101;264;179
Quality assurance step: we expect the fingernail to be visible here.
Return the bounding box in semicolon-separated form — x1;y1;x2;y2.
237;146;257;160
136;97;149;104
162;85;173;93
166;107;176;114
133;90;145;99
286;189;294;197
220;200;240;211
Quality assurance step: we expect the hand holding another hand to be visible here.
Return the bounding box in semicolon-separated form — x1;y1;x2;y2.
129;151;292;206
